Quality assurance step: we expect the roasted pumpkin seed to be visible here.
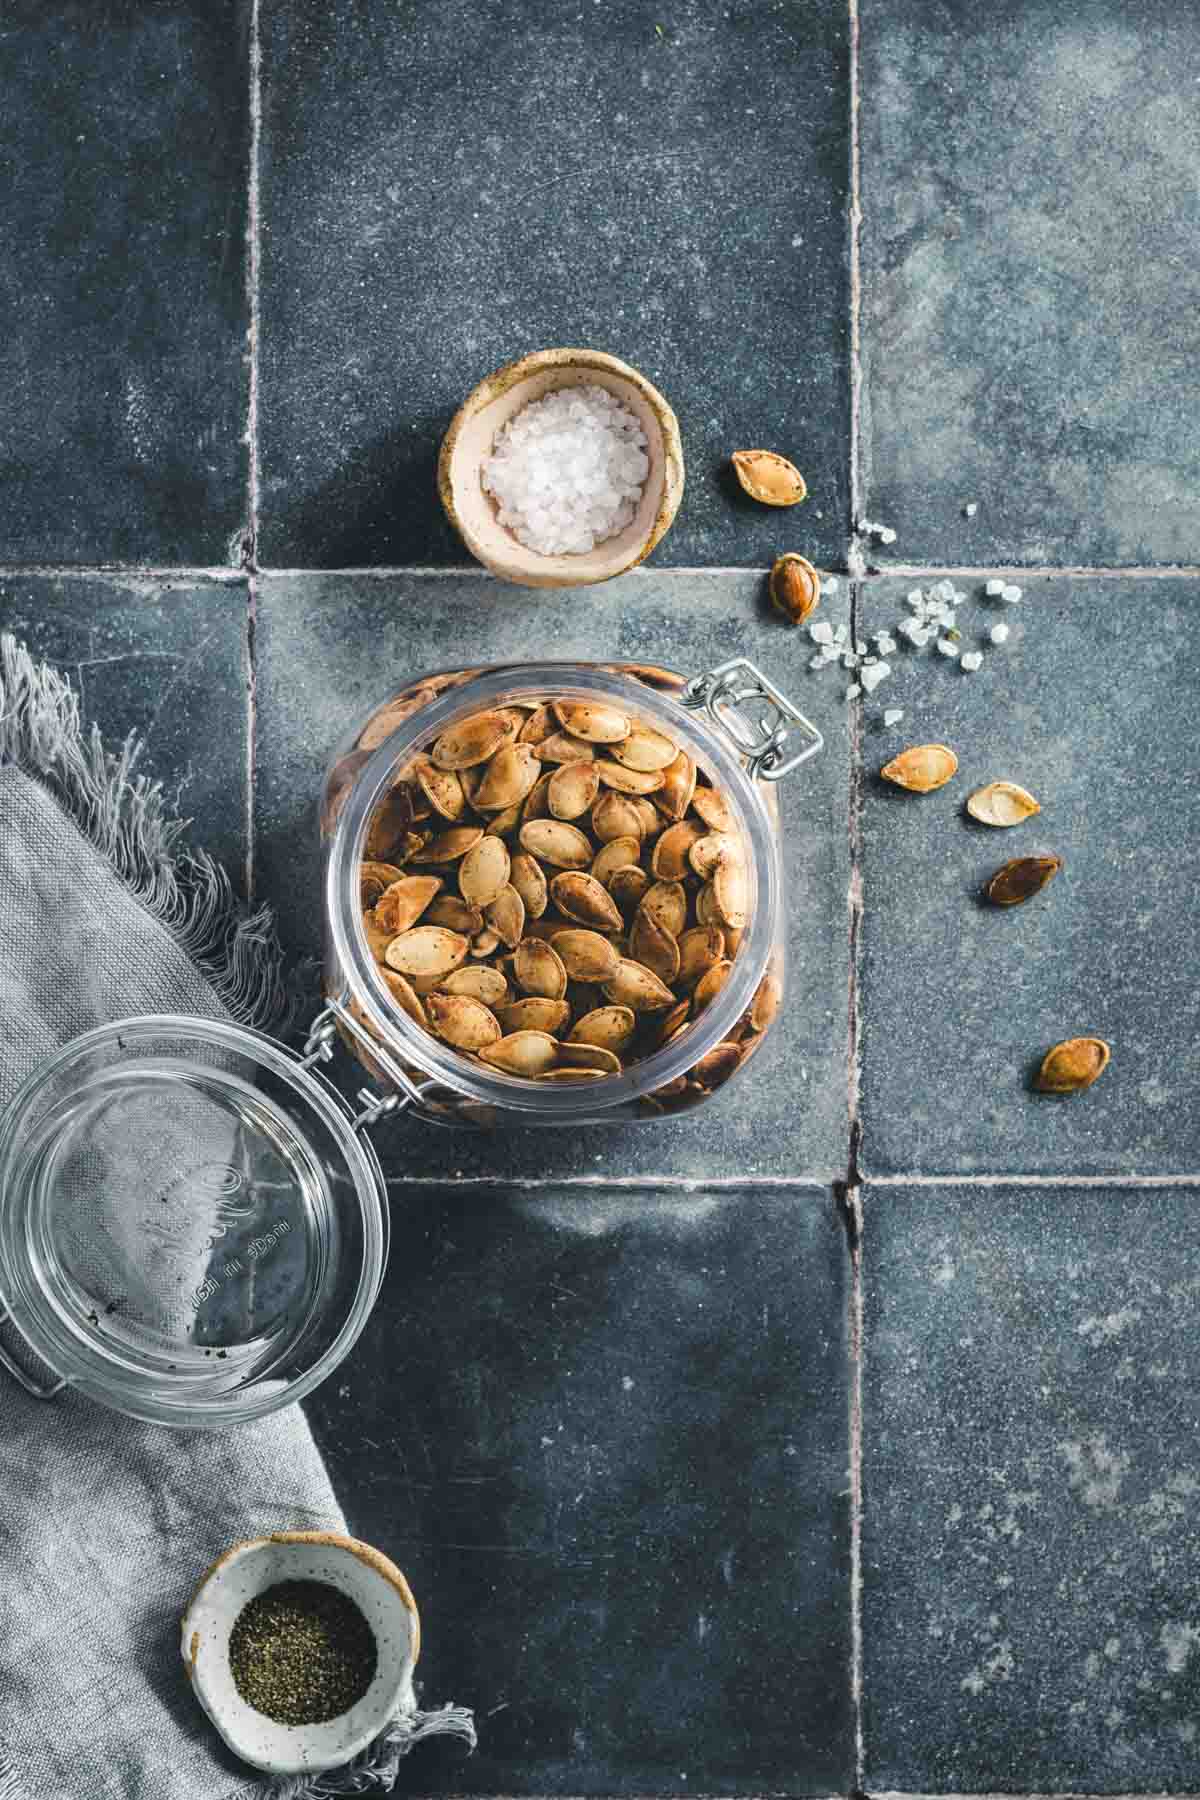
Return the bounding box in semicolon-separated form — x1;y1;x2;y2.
514;937;568;1000
1035;1036;1110;1094
440;965;509;1006
459;834;511;908
569;1005;637;1052
731;449;807;507
986;854;1061;907
550;929;622;983
549;871;624;932
479;1031;559;1076
553;700;631;743
494;998;571;1037
374;875;443;935
426;992;502;1052
384;926;470;980
548;760;601;819
967;781;1042;827
431;710;515;770
509;851;549;919
519;818;593;869
603;959;676;1011
881;743;959;793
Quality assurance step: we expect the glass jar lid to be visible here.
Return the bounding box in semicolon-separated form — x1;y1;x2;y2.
0;1016;388;1427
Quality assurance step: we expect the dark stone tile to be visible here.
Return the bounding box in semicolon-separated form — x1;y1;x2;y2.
863;1179;1200;1793
255;569;851;1180
859;0;1200;567
0;574;249;879
308;1182;853;1795
0;2;250;564
258;0;850;570
856;575;1200;1176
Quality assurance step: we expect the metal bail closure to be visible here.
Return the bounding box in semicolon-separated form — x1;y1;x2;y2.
682;656;823;781
302;994;453;1134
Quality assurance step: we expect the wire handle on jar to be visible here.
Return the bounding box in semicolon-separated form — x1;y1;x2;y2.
681;657;823;782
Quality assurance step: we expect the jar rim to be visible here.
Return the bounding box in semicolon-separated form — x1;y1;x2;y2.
327;661;780;1117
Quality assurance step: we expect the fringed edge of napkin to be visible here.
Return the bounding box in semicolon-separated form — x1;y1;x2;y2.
0;633;285;1031
224;1704;478;1800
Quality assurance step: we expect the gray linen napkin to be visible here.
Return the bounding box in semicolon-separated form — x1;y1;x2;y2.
0;640;473;1800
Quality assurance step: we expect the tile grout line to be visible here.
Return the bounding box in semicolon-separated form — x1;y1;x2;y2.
245;577;257;901
381;1175;839;1191
0;561;1198;581
846;575;866;1788
847;0;865;559
848;1180;865;1793
242;0;262;573
863;1172;1200;1188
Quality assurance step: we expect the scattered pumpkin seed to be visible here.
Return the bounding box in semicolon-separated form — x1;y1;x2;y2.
966;781;1042;827
769;553;821;625
986;854;1061;907
881;743;959;793
731;450;807;507
1035;1036;1110;1094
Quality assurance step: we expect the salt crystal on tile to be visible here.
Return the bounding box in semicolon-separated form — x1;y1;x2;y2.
1001;584;1023;603
823;575;839;594
985;579;1006;597
933;579;956;602
860;660;892;694
809;654;828;670
855;640;868;655
809;621;833;644
878;526;897;545
989;622;1010;645
906;588;925;606
937;636;960;658
876;634;897;655
961;651;983;672
964;502;978;517
833;624;848;644
842;652;859;669
883;708;904;727
846;683;862;700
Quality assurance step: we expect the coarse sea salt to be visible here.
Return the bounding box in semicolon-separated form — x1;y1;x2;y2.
482;384;649;556
989;622;1010;645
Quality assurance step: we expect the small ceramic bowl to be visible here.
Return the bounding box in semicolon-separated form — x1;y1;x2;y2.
438;346;685;589
181;1530;419;1777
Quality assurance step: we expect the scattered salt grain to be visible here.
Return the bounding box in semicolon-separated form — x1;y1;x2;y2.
878;526;898;545
846;683;862;700
854;639;868;655
883;708;904;727
842;652;860;670
823;575;839;595
481;383;648;556
906;588;925;607
985;579;1006;598
964;502;978;517
937;636;960;658
875;633;897;655
961;651;983;672
809;621;834;645
809;654;829;670
989;622;1010;645
1001;583;1023;603
860;660;892;694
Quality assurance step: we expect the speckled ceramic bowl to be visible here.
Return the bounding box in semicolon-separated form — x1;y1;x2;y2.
181;1530;419;1777
438;346;685;589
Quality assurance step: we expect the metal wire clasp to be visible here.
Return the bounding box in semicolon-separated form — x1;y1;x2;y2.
302;998;425;1134
682;657;823;781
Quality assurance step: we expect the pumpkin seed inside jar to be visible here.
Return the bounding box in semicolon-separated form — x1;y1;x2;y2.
357;693;779;1101
228;1580;377;1726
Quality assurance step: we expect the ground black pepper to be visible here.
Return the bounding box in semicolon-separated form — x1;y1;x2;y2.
228;1579;377;1726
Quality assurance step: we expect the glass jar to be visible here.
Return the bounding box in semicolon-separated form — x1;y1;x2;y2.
314;658;821;1128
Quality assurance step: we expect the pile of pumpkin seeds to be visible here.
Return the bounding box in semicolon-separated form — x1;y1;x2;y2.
357;693;780;1112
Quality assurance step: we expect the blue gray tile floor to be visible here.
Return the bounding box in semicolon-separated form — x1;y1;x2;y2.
2;0;1199;1792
